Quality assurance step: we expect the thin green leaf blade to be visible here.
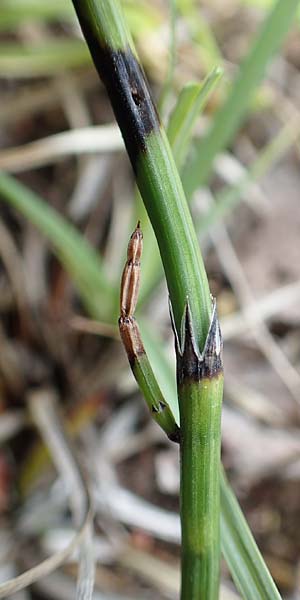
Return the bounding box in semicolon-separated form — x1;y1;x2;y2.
167;66;223;170
183;0;299;192
0;40;89;77
221;467;282;600
138;68;222;302
0;0;161;33
197;115;300;234
177;0;222;71
0;0;72;29
0;172;116;321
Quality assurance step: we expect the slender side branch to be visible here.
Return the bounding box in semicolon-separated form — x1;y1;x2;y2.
119;223;179;442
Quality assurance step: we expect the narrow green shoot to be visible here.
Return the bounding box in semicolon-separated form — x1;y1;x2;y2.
139;319;179;424
177;0;222;71
198;114;300;235
183;0;299;191
137;67;223;303
0;40;89;77
221;467;281;600
0;172;115;322
167;67;223;171
71;0;212;351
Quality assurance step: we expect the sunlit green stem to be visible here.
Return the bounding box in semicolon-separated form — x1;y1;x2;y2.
71;1;221;597
137;67;223;303
71;0;211;351
180;375;223;599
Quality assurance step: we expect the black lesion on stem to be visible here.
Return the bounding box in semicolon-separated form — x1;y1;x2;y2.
71;8;160;171
99;48;161;170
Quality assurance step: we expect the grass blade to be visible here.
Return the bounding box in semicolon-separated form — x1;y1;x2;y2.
71;0;212;350
167;67;223;171
138;68;222;302
221;467;281;600
198;114;300;234
177;0;222;71
0;41;90;77
0;172;116;322
183;0;299;191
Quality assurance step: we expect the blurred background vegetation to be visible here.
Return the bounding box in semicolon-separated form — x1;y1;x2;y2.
0;0;300;598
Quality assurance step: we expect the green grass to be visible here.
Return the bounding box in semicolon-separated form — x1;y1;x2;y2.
183;0;299;192
0;0;298;597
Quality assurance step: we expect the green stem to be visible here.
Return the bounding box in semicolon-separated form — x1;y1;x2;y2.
71;1;221;597
180;375;223;598
71;0;211;351
174;301;223;599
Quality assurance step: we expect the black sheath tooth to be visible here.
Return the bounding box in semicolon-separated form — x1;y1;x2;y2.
201;302;223;378
169;297;181;357
171;299;223;383
178;302;201;382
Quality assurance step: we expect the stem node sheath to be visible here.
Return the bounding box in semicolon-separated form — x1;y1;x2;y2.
172;300;223;599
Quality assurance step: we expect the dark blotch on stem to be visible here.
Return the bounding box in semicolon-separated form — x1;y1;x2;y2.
71;9;160;171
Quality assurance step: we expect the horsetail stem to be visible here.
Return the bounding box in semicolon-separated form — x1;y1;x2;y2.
71;0;211;351
172;301;223;598
117;223;280;598
71;1;222;596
